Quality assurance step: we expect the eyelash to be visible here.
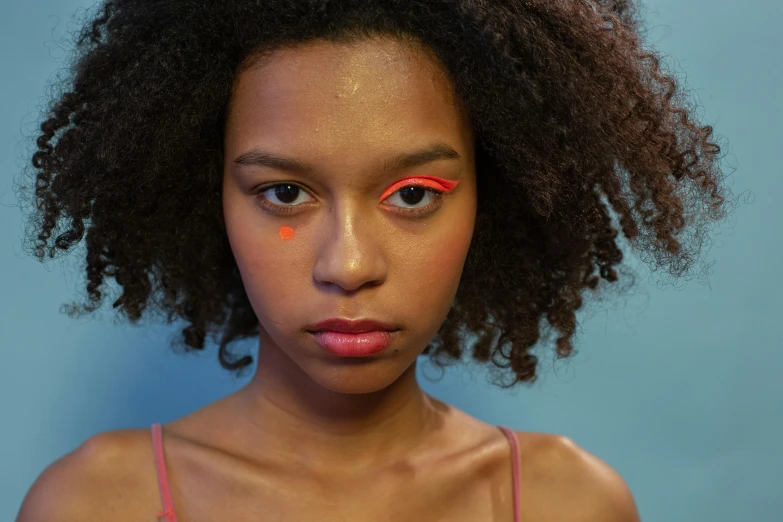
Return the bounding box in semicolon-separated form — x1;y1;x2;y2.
252;183;447;217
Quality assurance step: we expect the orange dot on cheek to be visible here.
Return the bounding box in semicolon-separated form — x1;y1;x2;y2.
279;225;295;240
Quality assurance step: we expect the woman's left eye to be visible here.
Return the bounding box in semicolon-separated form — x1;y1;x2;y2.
382;185;444;213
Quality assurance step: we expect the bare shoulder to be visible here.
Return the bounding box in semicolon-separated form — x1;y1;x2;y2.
513;431;641;522
16;428;157;522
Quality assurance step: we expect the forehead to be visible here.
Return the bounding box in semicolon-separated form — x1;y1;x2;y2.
225;37;471;155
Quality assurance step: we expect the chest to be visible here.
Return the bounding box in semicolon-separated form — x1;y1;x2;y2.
99;434;527;522
161;459;517;522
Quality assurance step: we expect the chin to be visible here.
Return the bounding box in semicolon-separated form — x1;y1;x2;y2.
303;358;413;395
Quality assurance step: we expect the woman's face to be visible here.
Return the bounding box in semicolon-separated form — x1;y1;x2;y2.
222;37;476;394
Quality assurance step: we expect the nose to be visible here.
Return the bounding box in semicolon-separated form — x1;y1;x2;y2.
312;199;387;293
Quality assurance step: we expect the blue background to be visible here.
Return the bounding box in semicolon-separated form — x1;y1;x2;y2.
2;1;780;520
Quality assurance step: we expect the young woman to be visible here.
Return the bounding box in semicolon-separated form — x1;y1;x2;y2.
16;0;731;520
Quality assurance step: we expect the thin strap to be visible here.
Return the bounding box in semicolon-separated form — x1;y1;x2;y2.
498;426;521;522
151;423;179;522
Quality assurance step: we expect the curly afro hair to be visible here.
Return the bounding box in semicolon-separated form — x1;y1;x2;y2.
17;0;735;387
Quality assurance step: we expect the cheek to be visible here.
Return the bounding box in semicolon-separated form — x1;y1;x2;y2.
229;230;312;329
390;227;472;344
232;232;304;283
398;216;475;324
223;199;308;309
423;227;473;287
430;196;477;283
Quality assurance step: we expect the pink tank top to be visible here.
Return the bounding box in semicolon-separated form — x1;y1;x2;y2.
151;423;521;522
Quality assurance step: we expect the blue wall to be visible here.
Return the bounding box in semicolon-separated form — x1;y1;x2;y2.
2;1;780;520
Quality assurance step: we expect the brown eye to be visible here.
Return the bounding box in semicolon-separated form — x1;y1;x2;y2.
399;186;426;205
256;183;315;208
271;184;299;203
384;185;443;210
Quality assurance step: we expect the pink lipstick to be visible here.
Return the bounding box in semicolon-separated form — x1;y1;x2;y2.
310;330;395;357
305;318;400;357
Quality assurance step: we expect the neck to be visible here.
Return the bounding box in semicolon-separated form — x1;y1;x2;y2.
231;334;444;473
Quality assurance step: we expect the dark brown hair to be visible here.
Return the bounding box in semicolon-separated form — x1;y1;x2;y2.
17;0;735;387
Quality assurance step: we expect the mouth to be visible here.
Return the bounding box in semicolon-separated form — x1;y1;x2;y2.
304;317;402;357
304;317;401;334
308;330;399;357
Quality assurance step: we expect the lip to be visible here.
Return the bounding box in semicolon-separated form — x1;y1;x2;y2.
304;318;400;333
304;318;401;358
310;330;397;357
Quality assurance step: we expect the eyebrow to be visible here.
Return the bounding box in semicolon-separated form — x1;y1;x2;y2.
233;142;462;176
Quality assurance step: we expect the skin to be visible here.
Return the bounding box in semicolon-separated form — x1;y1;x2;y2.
219;36;478;472
16;37;640;522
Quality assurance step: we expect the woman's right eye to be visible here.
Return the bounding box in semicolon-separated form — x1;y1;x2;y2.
255;183;315;213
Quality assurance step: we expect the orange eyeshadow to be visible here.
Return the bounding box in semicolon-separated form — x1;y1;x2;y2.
379;176;461;202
